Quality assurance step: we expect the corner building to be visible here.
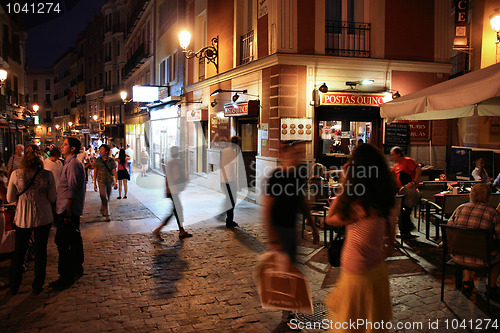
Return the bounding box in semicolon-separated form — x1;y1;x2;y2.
179;0;453;204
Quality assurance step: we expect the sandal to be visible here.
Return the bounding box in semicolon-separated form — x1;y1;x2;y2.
153;232;164;242
123;196;127;199
117;196;122;199
179;232;193;239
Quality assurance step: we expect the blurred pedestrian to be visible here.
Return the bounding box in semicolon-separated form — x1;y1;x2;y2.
0;176;7;288
220;136;241;228
7;149;56;295
153;146;192;241
325;143;398;333
7;144;24;179
140;147;149;177
0;151;7;179
115;149;130;199
125;144;134;175
43;146;64;188
264;141;319;329
94;144;117;222
390;146;421;240
49;137;86;290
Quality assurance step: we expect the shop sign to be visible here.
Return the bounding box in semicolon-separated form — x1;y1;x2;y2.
80;129;91;134
408;120;431;141
223;100;259;117
320;92;387;106
210;114;230;146
187;108;208;122
453;0;469;48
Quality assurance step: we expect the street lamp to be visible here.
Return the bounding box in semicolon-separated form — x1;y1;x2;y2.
120;90;131;104
68;121;73;127
32;104;39;113
93;114;98;121
55;124;60;130
490;8;500;44
0;68;7;87
179;30;219;74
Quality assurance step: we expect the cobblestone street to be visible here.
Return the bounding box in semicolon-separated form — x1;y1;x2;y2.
1;173;499;332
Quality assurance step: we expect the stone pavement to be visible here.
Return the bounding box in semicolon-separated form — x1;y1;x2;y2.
0;171;499;332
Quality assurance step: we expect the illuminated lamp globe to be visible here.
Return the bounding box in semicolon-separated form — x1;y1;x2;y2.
32;104;39;112
93;115;98;121
179;30;191;50
0;69;7;82
68;121;73;127
120;91;128;101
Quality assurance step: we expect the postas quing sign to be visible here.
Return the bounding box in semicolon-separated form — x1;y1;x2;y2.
320;92;387;106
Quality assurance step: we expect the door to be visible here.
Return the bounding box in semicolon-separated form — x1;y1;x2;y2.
238;118;258;190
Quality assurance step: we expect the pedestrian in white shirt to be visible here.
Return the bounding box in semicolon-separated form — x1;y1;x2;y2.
43;147;64;188
125;144;134;175
111;144;119;160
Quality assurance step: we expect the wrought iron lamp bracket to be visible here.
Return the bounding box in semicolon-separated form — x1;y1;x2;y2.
182;36;219;74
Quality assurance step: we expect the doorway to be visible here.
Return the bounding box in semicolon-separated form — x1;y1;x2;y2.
238;118;258;190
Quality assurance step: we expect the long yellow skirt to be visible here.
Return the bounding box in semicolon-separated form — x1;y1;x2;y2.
324;262;392;333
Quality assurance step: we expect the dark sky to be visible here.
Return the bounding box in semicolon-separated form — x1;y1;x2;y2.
26;0;106;69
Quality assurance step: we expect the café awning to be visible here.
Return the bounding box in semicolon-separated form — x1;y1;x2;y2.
380;62;500;122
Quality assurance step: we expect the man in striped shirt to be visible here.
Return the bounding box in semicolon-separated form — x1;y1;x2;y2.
448;183;500;297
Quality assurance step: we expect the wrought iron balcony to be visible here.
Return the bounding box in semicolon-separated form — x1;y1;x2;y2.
240;30;254;65
325;21;371;58
123;42;151;79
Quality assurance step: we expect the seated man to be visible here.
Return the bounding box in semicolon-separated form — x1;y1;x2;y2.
447;183;500;298
471;158;492;183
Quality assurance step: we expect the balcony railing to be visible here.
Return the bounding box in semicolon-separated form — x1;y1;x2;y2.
450;53;470;79
240;30;254;65
123;42;150;79
325;21;370;58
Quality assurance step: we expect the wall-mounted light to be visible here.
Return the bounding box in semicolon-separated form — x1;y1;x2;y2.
210;88;248;96
318;83;328;93
93;114;98;121
345;79;375;89
68;121;73;127
232;93;240;102
179;30;219;74
211;99;218;107
120;90;131;103
55;124;60;130
490;8;500;44
32;104;39;113
0;69;7;87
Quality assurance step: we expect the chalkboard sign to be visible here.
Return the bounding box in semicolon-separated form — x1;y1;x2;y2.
384;123;410;154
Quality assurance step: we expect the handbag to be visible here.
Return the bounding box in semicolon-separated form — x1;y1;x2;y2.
327;226;345;267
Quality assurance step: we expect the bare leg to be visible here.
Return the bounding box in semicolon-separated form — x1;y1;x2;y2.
124;180;128;197
118;180;123;197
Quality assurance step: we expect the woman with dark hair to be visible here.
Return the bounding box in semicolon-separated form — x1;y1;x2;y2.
7;149;56;295
324;144;398;332
115;149;130;199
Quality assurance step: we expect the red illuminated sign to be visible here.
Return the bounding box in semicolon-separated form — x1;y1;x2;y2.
321;93;387;106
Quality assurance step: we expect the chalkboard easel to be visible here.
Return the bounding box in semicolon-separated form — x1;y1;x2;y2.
384;123;410;155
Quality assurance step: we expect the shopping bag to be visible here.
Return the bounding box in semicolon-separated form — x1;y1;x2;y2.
254;251;313;313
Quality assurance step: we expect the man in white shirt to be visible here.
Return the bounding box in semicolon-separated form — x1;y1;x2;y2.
111;144;119;160
125;144;134;175
43;147;64;188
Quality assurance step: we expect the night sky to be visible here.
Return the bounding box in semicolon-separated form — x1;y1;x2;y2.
25;0;105;69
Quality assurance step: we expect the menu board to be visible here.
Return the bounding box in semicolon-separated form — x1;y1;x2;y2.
210;114;230;147
280;117;313;141
384;123;410;154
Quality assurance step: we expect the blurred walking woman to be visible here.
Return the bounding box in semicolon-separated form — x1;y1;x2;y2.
324;144;398;332
7;149;56;295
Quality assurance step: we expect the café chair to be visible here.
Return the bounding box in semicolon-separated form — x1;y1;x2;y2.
426;194;470;242
303;181;330;241
440;224;500;311
488;192;500;208
417;181;448;230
